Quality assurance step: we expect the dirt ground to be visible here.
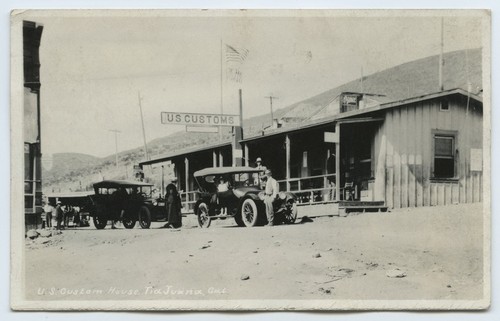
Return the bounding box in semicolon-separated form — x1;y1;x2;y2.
24;203;485;301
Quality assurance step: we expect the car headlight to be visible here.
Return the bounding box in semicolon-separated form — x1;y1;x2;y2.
258;192;266;201
279;192;287;200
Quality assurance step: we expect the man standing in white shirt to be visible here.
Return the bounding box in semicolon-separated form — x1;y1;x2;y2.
263;169;278;226
43;202;54;228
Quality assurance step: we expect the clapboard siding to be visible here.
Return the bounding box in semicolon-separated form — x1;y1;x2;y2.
375;95;483;209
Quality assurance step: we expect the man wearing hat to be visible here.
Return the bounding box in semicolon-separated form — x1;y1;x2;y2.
262;169;279;226
54;201;64;230
253;157;267;186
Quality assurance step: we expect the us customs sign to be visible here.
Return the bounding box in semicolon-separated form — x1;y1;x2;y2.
161;112;241;127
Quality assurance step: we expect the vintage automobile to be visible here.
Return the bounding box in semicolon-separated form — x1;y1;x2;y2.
88;180;167;229
193;166;298;228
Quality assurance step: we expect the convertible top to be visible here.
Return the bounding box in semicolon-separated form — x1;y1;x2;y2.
194;166;264;178
46;191;94;206
93;179;153;189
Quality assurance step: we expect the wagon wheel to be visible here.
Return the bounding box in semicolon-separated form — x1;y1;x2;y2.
196;202;211;228
283;201;298;224
138;206;151;229
241;198;259;227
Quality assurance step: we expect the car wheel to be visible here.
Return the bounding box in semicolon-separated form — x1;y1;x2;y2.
241;198;259;227
93;215;107;229
196;202;211;228
234;211;245;227
283;201;298;224
138;206;151;229
122;213;136;229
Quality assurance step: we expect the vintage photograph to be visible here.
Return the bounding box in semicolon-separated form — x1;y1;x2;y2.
11;9;490;310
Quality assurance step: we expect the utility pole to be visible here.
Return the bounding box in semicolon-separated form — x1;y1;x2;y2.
264;95;278;127
108;129;121;168
138;92;150;162
439;17;444;91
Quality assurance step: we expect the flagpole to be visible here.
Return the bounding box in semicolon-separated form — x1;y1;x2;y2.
219;39;223;141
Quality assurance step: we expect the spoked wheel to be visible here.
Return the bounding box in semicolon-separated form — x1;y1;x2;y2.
283;201;298;224
241;198;259;227
196;202;211;228
138;206;151;229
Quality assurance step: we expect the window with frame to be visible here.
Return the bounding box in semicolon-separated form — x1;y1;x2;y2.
433;134;455;178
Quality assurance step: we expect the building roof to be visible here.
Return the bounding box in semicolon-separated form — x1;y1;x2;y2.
140;141;232;166
46;191;94;199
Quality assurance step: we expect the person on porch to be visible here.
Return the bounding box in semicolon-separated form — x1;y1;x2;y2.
253;157;267;186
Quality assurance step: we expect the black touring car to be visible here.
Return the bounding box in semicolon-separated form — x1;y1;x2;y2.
88;180;167;229
193;166;298;228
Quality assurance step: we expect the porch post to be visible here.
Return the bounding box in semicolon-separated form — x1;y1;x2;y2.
184;157;189;193
285;134;291;191
212;150;217;167
244;143;249;166
325;148;330;196
335;123;341;201
218;151;224;167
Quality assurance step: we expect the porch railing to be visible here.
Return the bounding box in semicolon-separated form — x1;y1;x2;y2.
180;191;201;214
276;173;339;206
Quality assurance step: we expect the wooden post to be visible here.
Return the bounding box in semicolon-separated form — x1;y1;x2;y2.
213;150;217;167
184;157;189;193
325;148;330;196
231;89;244;166
244;143;249;166
335;123;341;201
219;151;224;167
285;134;291;191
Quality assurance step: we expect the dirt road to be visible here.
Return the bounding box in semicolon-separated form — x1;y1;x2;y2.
25;203;484;301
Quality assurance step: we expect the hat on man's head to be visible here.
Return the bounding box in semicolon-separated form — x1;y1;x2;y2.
56;201;62;205
264;169;272;176
256;157;262;162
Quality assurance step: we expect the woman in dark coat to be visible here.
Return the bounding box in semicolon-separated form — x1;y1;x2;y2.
164;183;182;229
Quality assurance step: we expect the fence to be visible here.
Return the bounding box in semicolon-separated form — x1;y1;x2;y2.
276;173;337;206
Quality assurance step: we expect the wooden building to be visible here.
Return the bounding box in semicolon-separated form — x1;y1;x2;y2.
23;21;44;229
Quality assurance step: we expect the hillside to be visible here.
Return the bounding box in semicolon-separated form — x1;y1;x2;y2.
43;153;101;187
42;48;482;192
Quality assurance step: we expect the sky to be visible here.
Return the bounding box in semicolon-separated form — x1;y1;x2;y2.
21;10;484;160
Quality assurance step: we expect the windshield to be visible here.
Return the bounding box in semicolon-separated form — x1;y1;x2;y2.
200;172;262;191
97;186;152;197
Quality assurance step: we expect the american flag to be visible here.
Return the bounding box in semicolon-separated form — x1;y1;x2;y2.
225;44;249;64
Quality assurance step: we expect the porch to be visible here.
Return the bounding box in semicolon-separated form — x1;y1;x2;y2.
241;117;387;215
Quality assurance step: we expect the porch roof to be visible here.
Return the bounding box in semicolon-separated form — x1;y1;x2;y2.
139;141;232;167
